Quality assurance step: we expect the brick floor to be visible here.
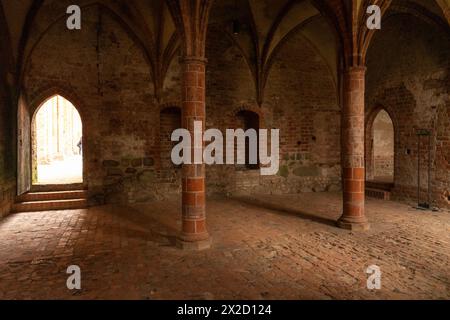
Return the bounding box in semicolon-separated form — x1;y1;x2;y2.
0;192;449;300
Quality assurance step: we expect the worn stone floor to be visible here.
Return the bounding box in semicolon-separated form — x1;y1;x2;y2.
0;192;449;300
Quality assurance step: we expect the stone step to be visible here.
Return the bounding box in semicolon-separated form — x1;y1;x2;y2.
12;198;88;213
366;188;391;200
17;190;87;202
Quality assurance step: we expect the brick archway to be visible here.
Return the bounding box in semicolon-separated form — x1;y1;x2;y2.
365;105;397;183
31;94;84;186
18;86;89;195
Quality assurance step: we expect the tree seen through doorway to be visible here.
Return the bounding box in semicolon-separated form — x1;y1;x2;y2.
33;95;83;185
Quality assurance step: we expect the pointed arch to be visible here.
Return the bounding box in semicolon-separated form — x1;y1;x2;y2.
365;105;396;183
18;85;88;193
31;94;84;185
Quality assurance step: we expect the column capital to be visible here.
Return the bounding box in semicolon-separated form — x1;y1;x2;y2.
344;66;367;75
181;56;208;65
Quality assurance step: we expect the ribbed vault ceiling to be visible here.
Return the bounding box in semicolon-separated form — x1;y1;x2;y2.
0;0;448;100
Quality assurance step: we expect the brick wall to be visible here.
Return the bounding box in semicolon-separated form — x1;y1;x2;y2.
15;4;450;208
366;14;450;208
22;7;342;203
205;26;341;195
374;156;394;178
158;107;182;192
24;6;164;204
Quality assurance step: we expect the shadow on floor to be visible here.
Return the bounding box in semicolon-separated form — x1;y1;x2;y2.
229;195;338;227
87;204;180;246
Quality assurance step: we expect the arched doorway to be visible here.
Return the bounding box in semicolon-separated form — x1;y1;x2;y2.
32;95;83;185
368;109;394;183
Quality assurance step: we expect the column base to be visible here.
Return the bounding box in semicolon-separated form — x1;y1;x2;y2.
337;215;370;231
176;233;212;251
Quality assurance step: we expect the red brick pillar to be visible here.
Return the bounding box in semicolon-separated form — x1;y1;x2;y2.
337;66;370;231
177;56;211;250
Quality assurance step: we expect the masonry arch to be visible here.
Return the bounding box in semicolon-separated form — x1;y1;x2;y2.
17;88;86;194
31;95;84;186
366;107;396;183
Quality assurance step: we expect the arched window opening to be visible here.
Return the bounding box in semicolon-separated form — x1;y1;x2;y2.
236;110;260;170
32;95;83;185
160;107;182;169
372;110;394;183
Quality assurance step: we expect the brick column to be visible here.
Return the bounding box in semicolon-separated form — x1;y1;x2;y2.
337;66;370;231
177;56;211;250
